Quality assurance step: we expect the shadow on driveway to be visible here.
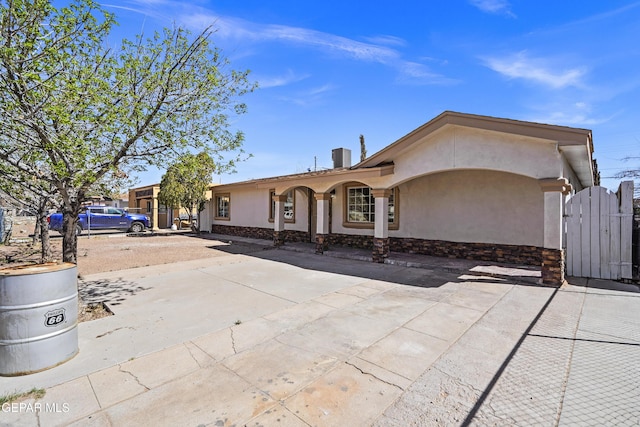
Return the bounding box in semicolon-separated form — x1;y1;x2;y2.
79;278;151;306
198;234;545;290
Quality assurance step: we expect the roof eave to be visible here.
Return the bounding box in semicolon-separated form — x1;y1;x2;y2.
354;111;594;170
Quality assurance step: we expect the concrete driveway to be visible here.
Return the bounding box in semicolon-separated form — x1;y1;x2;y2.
1;239;638;426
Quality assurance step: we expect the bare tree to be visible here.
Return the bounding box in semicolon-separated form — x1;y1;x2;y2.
0;0;255;263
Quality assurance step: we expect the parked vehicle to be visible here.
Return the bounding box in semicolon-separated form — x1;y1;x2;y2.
47;206;151;235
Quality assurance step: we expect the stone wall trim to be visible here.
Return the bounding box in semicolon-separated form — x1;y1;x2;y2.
212;224;547;269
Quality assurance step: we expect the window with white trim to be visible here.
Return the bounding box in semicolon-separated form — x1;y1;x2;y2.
345;186;397;225
215;194;230;219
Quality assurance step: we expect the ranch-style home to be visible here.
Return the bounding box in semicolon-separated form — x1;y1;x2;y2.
206;111;596;286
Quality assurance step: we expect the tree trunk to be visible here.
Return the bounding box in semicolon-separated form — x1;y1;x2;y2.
194;210;201;234
36;198;52;263
188;210;196;233
32;217;40;245
62;202;82;264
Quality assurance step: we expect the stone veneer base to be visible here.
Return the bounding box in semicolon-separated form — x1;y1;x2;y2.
389;237;544;267
211;225;550;270
315;234;329;254
541;248;565;287
372;237;390;263
211;225;310;243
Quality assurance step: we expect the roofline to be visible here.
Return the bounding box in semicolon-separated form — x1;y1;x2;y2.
355;111;593;169
210;165;395;192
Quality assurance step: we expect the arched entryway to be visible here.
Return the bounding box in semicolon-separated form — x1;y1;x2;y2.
272;185;320;246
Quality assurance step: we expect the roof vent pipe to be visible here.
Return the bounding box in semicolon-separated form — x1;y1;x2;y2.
332;148;351;169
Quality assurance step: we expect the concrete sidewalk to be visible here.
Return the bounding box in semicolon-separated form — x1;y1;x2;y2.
1;241;639;426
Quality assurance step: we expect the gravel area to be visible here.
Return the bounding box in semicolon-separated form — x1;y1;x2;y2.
0;218;248;276
71;232;238;276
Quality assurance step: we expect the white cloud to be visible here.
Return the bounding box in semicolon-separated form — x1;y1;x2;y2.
177;10;451;85
307;84;334;96
483;51;586;89
469;0;515;17
526;102;618;127
255;70;310;89
278;84;337;107
396;62;460;85
216;21;401;65
529;111;610;127
362;35;407;47
117;1;453;85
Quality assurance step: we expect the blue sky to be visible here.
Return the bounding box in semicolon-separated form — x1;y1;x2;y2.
100;0;640;191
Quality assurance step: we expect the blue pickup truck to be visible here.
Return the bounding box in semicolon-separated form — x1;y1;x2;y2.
47;206;151;235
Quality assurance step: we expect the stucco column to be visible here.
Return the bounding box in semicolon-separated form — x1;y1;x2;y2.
273;194;287;246
152;196;159;231
539;178;572;286
315;193;331;254
372;189;391;263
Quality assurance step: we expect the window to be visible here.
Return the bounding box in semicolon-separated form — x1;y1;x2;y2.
146;201;152;214
106;208;123;215
269;190;295;222
387;191;396;223
347;187;374;223
215;194;230;219
344;185;398;228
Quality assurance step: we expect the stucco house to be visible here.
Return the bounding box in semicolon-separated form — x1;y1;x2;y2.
206;111;595;286
128;184;214;230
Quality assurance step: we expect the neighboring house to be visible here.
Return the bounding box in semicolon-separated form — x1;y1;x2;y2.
128;184;163;230
104;194;129;209
206;111;595;286
128;183;214;230
84;194;129;209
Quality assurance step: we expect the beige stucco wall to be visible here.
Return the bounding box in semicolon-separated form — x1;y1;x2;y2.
206;123;580;246
328;170;544;246
394;170;544;246
562;156;583;194
210;186;309;232
351;126;564;191
289;188;310;232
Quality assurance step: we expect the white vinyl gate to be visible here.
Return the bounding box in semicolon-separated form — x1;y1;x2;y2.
564;181;633;280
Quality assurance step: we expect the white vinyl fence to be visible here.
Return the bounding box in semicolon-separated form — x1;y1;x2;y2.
564;181;633;280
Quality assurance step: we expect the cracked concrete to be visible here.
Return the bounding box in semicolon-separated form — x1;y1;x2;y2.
117;366;150;392
94;326;134;338
1;241;638;426
344;360;405;391
230;327;237;354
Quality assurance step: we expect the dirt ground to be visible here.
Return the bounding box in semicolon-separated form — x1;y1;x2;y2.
0;217;255;321
0;217;235;276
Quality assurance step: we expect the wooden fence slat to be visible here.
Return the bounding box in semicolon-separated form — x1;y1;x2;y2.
599;188;612;280
565;197;572;275
568;191;583;276
589;186;601;278
619;181;633;279
564;183;633;280
565;197;573;275
610;191;621;280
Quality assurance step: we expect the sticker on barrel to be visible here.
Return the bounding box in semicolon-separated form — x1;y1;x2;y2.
44;308;66;327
